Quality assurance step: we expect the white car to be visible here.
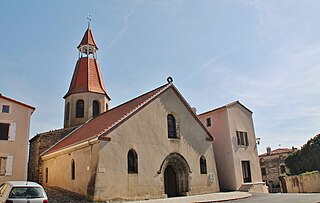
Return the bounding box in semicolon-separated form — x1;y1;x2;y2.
0;181;48;203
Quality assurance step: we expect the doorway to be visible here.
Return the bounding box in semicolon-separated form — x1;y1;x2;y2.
241;161;252;183
164;165;177;197
160;153;190;197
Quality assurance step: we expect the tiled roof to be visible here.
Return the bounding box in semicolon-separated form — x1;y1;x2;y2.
198;100;252;116
77;28;98;49
259;148;294;157
0;94;35;111
64;57;110;99
43;82;214;156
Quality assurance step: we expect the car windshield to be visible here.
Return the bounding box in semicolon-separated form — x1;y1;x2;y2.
9;187;45;199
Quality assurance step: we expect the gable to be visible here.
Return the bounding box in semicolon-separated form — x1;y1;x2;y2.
42;82;213;157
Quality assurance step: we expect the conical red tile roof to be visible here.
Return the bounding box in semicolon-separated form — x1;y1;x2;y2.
64;57;110;99
77;27;98;50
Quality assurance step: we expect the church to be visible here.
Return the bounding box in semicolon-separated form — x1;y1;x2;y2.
29;24;220;201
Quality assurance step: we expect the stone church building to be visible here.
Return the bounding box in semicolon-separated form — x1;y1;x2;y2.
29;25;220;201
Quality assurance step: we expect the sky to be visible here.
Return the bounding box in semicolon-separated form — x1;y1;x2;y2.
1;0;320;154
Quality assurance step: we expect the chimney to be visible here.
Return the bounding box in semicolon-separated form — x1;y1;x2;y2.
266;147;271;155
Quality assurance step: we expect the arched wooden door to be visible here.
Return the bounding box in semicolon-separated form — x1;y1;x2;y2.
164;165;177;197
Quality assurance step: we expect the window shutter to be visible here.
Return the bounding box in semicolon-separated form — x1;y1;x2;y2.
8;123;16;141
236;132;240;145
245;133;249;146
5;156;14;176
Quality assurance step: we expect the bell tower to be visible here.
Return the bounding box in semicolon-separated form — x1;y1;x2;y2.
63;20;111;128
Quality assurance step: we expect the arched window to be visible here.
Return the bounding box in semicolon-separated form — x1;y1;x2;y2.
93;100;100;117
200;156;207;174
167;114;177;138
71;159;75;180
128;149;138;174
106;103;109;111
65;102;70;121
76;100;84;118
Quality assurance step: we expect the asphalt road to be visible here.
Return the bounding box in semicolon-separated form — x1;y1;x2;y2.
227;193;320;203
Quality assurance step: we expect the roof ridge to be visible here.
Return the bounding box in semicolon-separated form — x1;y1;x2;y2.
97;83;171;137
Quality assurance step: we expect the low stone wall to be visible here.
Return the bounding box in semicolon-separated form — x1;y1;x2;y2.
284;171;320;193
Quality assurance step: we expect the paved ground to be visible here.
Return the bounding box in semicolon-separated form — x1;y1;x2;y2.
44;187;320;203
44;187;250;203
128;192;251;203
226;193;320;203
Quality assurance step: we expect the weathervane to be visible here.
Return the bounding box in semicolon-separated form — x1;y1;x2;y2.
87;14;92;28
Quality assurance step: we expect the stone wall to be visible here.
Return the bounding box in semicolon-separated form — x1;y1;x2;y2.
284;171;320;193
28;127;77;183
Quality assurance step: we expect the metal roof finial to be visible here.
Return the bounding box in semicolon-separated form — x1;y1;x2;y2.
87;14;92;28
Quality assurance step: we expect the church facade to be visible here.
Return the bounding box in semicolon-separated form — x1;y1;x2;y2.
37;25;220;201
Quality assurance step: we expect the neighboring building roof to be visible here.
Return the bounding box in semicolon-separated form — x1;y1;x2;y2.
198;100;252;116
43;82;214;156
64;57;110;99
259;148;295;157
0;93;35;111
77;27;98;50
29;127;77;143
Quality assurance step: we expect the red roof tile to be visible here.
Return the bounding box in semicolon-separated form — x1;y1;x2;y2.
77;28;98;50
0;94;35;111
64;58;110;99
43;83;170;156
43;83;214;156
259;148;294;156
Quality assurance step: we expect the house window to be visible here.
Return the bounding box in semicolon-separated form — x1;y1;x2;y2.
92;100;100;117
0;123;9;140
76;100;84;118
128;149;138;174
237;131;249;146
280;165;286;174
71;159;75;180
65;102;70;121
106;103;109;111
200;156;207;174
167;114;177;138
261;167;266;176
45;168;48;183
0;157;6;176
206;117;211;127
2;105;9;113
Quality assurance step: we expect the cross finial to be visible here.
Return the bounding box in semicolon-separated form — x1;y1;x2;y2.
87;14;92;28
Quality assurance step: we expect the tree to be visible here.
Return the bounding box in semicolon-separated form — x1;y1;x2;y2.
285;134;320;175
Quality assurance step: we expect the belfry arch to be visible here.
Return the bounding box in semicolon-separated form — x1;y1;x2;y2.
158;153;191;197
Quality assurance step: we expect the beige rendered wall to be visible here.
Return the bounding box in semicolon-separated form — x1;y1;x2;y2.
64;92;109;128
93;89;219;201
226;104;263;189
284;172;320;193
0;98;33;183
199;109;237;191
41;142;100;198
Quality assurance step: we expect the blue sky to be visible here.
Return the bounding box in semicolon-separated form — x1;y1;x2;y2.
1;0;320;154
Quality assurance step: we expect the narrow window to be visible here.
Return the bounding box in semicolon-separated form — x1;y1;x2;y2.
261;167;266;176
128;149;138;174
237;131;249;146
65;102;70;121
2;105;9;113
45;168;48;183
200;156;207;174
71;159;75;180
0;157;6;175
0;123;9;140
167;114;177;138
280;165;286;174
92;100;100;117
106;103;109;111
76;100;84;118
206;117;211;127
